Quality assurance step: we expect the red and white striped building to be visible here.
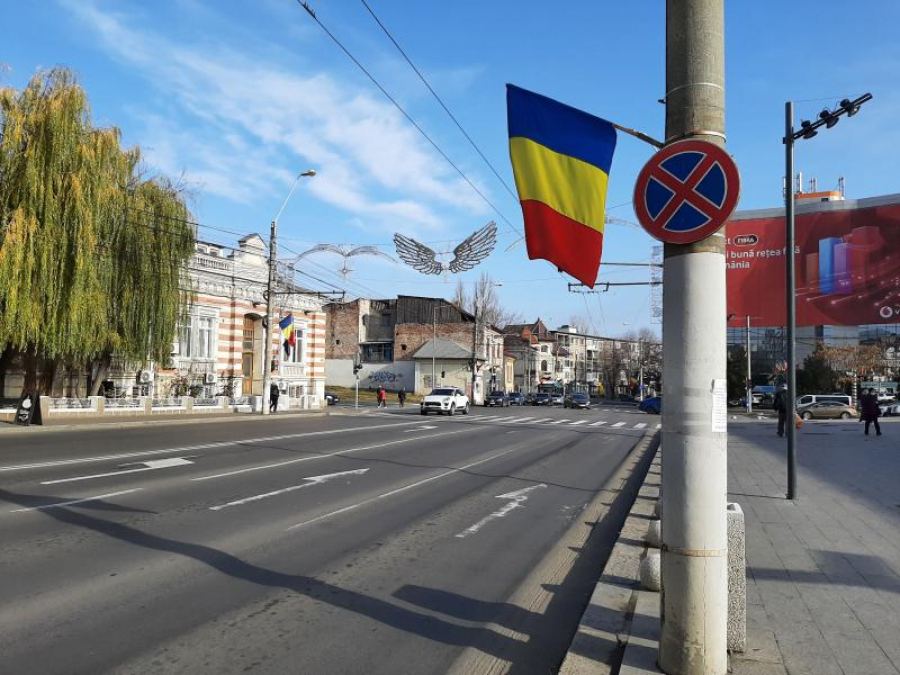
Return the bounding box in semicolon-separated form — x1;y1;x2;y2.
153;234;327;404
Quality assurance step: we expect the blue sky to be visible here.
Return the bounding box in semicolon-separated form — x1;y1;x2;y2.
3;0;898;335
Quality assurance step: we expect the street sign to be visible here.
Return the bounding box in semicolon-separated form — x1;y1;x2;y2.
633;139;740;244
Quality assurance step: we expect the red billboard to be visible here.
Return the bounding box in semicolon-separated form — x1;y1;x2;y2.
726;195;900;328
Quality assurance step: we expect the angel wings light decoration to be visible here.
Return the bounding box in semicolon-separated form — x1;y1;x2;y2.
393;221;497;275
295;244;396;279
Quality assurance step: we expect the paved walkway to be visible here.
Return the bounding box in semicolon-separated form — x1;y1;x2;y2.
729;420;900;675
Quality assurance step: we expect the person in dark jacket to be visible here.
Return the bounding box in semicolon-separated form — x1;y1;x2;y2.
860;388;882;436
397;388;406;408
269;382;280;412
773;384;788;437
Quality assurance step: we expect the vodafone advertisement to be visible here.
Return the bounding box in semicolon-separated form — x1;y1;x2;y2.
726;195;900;328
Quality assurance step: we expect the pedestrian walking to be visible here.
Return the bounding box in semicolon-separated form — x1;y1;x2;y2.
377;386;387;409
269;382;280;413
773;383;788;437
398;388;406;408
860;388;882;436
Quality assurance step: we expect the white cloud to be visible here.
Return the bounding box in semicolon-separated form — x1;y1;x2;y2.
61;0;490;233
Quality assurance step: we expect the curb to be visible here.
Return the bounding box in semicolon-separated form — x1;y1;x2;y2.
559;439;661;674
0;409;330;435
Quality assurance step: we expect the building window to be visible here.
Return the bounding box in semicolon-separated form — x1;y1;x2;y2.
284;328;305;364
362;343;393;363
178;313;218;360
380;313;391;327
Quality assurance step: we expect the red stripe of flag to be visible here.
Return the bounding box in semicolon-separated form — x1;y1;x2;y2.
521;200;603;287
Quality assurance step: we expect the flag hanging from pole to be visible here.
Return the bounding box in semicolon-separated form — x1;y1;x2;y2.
279;314;295;357
506;84;617;287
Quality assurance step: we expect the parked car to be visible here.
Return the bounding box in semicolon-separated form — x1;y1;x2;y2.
324;391;340;405
484;391;509;407
564;393;591;409
551;393;564;405
618;394;637;403
420;387;470;415
797;401;857;420
524;392;536;405
508;392;526;406
532;392;552;406
796;394;853;408
639;396;662;415
880;402;900;416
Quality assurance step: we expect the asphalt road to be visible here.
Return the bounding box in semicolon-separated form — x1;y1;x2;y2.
0;403;655;675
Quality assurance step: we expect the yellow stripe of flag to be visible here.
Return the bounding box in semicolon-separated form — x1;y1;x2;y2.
508;136;609;233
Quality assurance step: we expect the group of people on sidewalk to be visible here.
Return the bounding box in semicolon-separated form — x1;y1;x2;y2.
376;386;406;409
774;385;883;437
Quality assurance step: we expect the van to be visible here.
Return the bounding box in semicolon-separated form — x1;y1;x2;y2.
796;394;853;408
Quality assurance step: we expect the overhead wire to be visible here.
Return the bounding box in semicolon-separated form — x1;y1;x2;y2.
358;0;519;204
294;0;523;238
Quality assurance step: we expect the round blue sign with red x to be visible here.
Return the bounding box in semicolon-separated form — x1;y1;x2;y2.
633;139;741;245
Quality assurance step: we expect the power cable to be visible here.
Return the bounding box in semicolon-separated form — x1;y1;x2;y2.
358;0;519;204
295;0;522;238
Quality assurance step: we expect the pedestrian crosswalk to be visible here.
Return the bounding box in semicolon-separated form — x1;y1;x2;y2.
448;413;659;431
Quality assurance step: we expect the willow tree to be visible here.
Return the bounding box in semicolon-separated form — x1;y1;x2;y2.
0;68;194;394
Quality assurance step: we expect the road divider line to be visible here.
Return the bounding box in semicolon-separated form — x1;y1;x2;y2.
550;419;571;425
634;423;647;429
568;420;588;426
503;417;534;424
210;469;369;511
611;422;626;428
287;445;522;531
0;420;433;473
656;423;662;429
193;426;476;481
10;488;143;513
589;421;608;426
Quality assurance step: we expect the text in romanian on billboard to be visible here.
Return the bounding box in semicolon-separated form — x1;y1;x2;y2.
726;196;900;328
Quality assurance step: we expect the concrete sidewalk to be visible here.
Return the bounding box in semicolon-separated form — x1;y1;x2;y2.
729;422;900;675
560;420;900;674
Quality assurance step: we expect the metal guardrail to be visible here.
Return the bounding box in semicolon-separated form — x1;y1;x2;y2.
49;398;94;410
105;398;142;408
193;397;220;407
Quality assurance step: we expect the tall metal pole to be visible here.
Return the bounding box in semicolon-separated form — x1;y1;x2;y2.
746;314;752;413
432;305;437;389
785;102;798;500
471;300;479;402
261;218;278;416
659;0;729;673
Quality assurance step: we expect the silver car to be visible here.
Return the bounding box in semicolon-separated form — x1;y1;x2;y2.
797;401;857;420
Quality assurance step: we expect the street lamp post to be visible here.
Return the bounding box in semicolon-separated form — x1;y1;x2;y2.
783;93;871;497
261;169;316;416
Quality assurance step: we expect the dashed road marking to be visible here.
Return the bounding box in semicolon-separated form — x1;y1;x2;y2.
590;421;607;426
210;469;369;511
611;422;626;428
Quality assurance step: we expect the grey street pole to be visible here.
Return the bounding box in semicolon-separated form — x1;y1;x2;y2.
471;300;479;402
432;305;437;389
746;314;753;413
785;102;798;500
261;170;315;416
659;1;729;673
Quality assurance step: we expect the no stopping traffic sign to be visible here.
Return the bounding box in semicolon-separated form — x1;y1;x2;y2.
633;139;740;245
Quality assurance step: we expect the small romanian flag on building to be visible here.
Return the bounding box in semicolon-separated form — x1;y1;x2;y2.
507;84;617;287
279;314;295;356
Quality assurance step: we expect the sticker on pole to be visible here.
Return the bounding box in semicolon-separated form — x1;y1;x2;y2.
633;139;740;245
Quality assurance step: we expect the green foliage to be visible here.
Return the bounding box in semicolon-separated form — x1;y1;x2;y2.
726;346;747;401
797;344;838;395
0;68;193;368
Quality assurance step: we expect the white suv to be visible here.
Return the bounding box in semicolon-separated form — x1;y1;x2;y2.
420;387;469;416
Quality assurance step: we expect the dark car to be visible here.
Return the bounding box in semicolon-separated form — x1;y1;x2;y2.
508;392;526;406
639;396;661;414
324;391;340;405
618;394;637;403
485;391;509;407
564;393;591;409
532;392;552;406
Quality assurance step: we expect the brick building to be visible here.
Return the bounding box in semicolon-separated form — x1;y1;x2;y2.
324;295;505;401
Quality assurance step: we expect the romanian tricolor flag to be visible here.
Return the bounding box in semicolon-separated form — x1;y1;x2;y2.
507;84;617;287
279;314;295;357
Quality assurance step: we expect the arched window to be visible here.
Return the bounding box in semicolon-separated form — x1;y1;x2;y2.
541;360;548;371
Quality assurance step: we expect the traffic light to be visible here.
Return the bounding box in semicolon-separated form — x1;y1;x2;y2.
441;370;446;379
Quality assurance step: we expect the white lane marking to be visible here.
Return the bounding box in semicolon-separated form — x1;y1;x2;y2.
550;419;571;425
0;421;431;473
656;423;662;429
568;420;587;426
210;469;369;511
40;457;194;485
404;425;437;433
611;422;626;428
502;417;534;424
287;446;521;531
193;426;474;482
455;484;547;539
634;423;647;429
10;489;142;513
590;421;607;426
531;418;555;424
